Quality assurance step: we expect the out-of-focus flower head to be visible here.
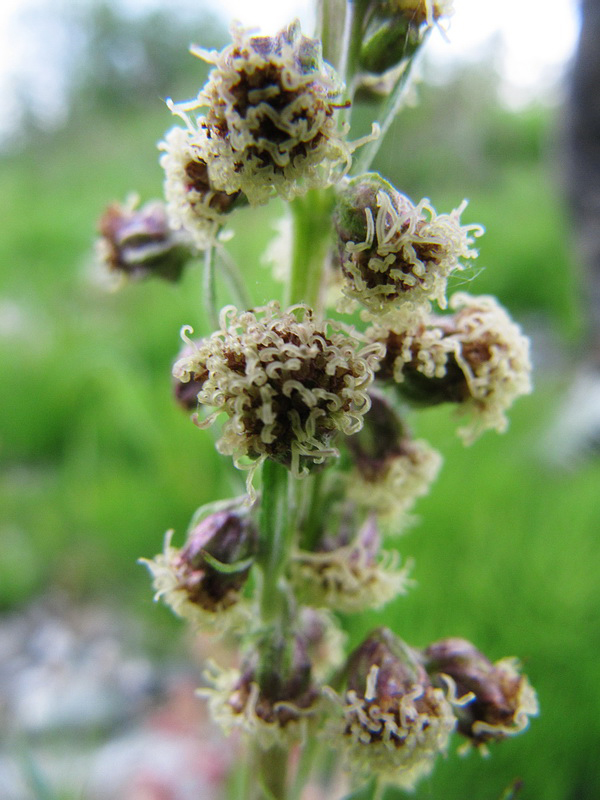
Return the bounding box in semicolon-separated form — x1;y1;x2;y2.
160;126;242;249
167;21;354;206
329;628;456;790
297;607;347;681
290;514;412;612
360;1;455;74
201;632;321;749
173;302;383;477
344;389;442;521
370;292;533;443
333;174;482;318
141;502;257;632
96;196;193;283
424;637;538;751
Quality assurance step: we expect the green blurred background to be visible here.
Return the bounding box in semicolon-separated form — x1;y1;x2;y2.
1;2;598;799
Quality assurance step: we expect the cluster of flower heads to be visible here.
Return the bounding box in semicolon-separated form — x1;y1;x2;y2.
160;21;358;246
145;498;538;788
128;9;539;797
328;629;537;790
173;302;383;477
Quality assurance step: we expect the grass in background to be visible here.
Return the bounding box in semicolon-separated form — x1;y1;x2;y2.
1;89;598;800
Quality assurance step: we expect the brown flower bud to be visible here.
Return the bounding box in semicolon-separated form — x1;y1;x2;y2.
141;506;258;632
175;510;258;609
202;632;321;749
334;628;456;790
97;197;193;281
424;637;538;747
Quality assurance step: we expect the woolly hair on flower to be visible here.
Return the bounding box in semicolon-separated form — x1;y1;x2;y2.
333;174;482;317
166;21;355;206
172;303;383;476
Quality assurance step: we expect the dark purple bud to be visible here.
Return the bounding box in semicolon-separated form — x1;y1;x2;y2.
230;633;319;727
424;638;538;745
174;510;257;610
97;198;193;281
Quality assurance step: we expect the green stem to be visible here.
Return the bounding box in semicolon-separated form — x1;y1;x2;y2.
298;470;326;552
290;737;320;800
350;35;430;176
216;245;253;311
202;245;219;331
341;0;371;104
316;0;348;73
258;460;295;623
254;743;289;800
286;189;334;314
252;463;297;799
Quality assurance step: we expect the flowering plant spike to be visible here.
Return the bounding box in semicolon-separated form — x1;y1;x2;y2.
97;2;537;797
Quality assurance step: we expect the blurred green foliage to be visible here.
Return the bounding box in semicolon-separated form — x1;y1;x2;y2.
1;5;598;799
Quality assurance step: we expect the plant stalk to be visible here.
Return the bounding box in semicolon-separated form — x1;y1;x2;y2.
287;189;334;314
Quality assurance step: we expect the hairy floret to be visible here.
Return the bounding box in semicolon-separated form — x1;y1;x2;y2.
335;176;482;317
328;629;457;790
167;21;354;205
173;303;383;475
370;293;532;443
160;126;241;248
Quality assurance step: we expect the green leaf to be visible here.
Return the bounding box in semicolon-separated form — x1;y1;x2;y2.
200;550;254;574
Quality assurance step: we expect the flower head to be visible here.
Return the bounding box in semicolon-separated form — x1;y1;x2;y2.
360;1;454;74
424;638;539;751
168;21;353;205
160;126;241;248
97;196;193;282
173;303;383;476
371;293;532;443
290;515;412;612
345;390;442;521
141;503;257;632
201;633;321;748
333;174;481;317
330;628;456;790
